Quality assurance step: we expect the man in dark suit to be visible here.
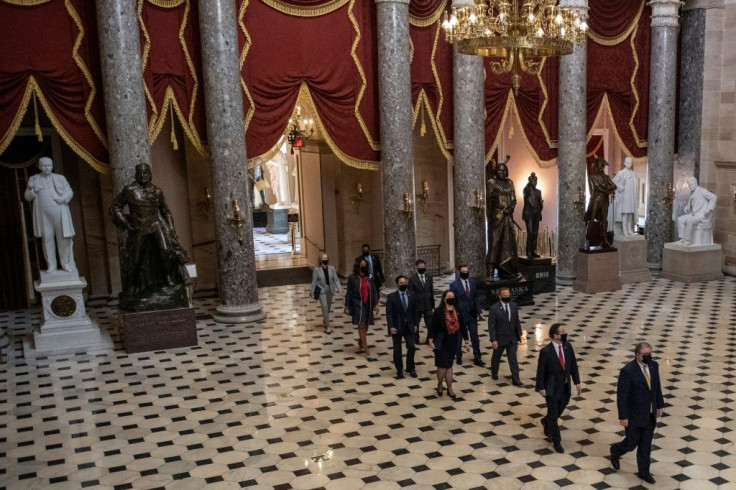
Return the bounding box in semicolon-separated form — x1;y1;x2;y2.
385;275;418;379
610;342;664;485
408;259;434;345
535;323;581;453
488;287;522;386
356;243;385;291
449;264;484;366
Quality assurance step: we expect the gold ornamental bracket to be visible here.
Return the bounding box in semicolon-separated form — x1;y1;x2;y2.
227;199;246;245
572;185;585;221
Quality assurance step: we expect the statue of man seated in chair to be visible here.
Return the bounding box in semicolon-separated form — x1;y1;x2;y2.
676;177;717;246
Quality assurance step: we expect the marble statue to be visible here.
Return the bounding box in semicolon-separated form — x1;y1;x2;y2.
110;163;190;311
522;172;543;258
584;157;617;249
266;153;290;206
486;161;519;279
676;177;717;246
24;157;76;273
612;157;638;236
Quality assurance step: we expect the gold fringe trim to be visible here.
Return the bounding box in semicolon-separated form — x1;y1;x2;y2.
33;90;43;141
261;0;350;17
0;81;35;158
412;90;452;161
348;0;380;151
587;94;647;167
429;20;452;150
628;21;646;148
248;135;286;169
138;0;157;120
485;91;514;165
239;0;257;131
1;0;51;5
587;136;603;157
409;0;446;27
148;0;185;7
587;0;644;46
535;58;557;149
169;102;178;150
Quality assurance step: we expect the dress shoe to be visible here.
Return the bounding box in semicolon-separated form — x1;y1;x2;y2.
436;384;444;397
395;373;404;379
408;369;417;378
610;448;620;471
636;472;656;484
491;373;499;380
512;380;524;387
553;443;564;453
473;359;485;367
540;417;550;437
448;391;457;400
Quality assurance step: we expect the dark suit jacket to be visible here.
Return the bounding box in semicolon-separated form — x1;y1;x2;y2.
344;274;379;316
355;253;385;289
616;360;664;427
535;342;580;398
428;307;468;352
449;278;481;322
488;301;522;346
408;273;434;313
385;291;418;335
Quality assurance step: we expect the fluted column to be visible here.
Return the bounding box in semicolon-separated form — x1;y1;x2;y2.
376;0;416;281
645;0;683;272
198;0;264;324
555;0;589;286
95;0;150;196
452;0;486;278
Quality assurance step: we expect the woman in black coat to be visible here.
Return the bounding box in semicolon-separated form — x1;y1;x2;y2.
428;290;470;399
344;258;379;358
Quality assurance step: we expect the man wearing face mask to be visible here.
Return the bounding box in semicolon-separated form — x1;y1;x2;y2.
449;265;484;366
355;243;385;292
488;287;522;385
311;252;341;334
610;342;664;485
535;323;581;453
408;259;435;345
385;275;418;379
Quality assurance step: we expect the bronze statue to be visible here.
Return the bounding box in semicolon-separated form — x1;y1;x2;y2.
110;163;190;311
522;172;543;258
584;157;617;249
486;159;520;279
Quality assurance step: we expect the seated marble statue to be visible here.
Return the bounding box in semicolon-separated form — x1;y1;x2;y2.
24;157;76;274
612;157;638;236
676;177;717;246
110;163;190;311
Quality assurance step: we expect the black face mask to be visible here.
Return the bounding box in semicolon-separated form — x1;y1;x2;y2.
360;266;369;274
500;296;511;303
417;268;426;274
321;260;329;265
559;333;568;343
445;298;455;306
459;272;469;280
398;284;408;292
363;251;370;257
641;354;652;365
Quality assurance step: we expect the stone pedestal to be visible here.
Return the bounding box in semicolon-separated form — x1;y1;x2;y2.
121;307;197;353
613;235;652;284
479;277;534;307
23;271;113;358
661;242;723;283
266;206;289;234
573;249;622;294
518;257;556;293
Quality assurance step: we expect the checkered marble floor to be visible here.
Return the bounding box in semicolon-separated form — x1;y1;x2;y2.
254;227;301;256
1;274;735;489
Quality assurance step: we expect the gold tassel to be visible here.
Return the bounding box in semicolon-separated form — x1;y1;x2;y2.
32;90;43;142
419;102;427;137
170;105;179;151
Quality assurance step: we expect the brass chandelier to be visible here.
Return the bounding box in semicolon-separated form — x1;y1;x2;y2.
442;0;588;94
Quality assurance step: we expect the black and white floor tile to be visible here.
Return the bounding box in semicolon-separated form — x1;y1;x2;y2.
1;274;735;489
254;227;301;256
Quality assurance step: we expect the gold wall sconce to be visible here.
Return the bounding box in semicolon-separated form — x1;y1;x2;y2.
402;192;414;218
227;199;245;244
470;187;485;211
416;180;430;213
572;185;585;220
349;182;364;214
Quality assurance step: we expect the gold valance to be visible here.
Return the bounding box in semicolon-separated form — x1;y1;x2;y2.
260;0;350;17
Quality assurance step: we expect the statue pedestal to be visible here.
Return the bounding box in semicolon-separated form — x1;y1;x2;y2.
573;249;622;294
120;307;198;353
518;257;555;293
613;235;651;284
479;277;534;307
661;243;723;283
266;206;289;234
23;271;113;358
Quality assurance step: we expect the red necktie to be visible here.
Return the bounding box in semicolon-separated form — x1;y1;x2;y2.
558;345;565;369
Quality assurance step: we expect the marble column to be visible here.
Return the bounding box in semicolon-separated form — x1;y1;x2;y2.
452;21;486;278
376;0;417;282
198;0;264;324
95;0;150;197
645;0;683;272
555;0;588;286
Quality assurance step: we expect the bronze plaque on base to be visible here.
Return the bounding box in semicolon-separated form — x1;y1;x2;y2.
121;307;197;354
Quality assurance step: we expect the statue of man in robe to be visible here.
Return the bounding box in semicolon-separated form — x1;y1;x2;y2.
584;157;617;249
522;172;543;258
486;161;519;279
612;157;638;236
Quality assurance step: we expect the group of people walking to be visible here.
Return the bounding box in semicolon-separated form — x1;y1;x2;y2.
310;247;665;485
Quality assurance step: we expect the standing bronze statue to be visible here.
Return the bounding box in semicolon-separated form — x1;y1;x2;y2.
110;163;190;311
486;160;520;279
584;157;617;249
522;172;543;258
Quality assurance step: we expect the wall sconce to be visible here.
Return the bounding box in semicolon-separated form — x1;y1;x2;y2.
416;180;430;213
663;182;675;209
349;182;364;214
470;187;485;211
197;187;214;215
227;199;245;245
402;192;413;218
572;185;585;221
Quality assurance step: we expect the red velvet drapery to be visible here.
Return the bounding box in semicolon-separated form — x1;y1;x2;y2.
139;0;206;154
587;0;649;159
410;0;453;156
0;0;108;171
239;0;380;169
